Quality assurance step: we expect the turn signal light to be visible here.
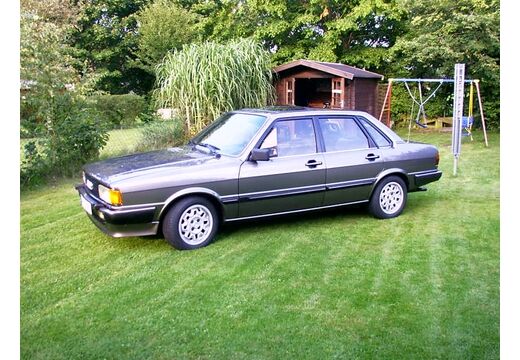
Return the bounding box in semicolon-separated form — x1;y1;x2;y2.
98;184;123;206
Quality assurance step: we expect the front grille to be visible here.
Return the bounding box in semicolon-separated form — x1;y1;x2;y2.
84;173;101;198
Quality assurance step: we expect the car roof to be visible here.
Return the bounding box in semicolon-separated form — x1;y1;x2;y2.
237;106;310;114
233;107;405;145
235;106;376;118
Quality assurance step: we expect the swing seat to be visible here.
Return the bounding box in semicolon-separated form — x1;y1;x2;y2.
415;120;428;129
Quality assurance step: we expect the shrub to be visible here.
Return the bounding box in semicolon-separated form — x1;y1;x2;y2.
21;94;109;187
135;118;186;152
90;94;147;129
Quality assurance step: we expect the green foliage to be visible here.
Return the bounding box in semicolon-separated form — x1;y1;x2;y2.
155;38;276;134
136;118;186;152
134;0;202;74
70;0;154;95
390;0;500;128
183;0;407;70
21;94;109;187
90;94;147;129
20;3;80;138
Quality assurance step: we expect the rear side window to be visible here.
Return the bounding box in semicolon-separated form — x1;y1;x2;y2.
358;117;392;148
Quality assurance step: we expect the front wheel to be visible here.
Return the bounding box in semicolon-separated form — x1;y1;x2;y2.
369;176;407;219
162;196;219;250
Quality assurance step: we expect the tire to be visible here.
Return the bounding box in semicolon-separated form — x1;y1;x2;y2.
368;176;407;219
162;196;219;250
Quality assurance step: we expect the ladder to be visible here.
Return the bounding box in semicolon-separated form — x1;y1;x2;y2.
378;80;392;127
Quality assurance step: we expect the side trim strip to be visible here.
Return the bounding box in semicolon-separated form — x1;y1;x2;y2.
239;184;326;202
409;169;441;177
225;200;369;222
220;195;239;204
326;178;376;190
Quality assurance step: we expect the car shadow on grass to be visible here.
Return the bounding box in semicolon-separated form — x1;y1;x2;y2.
217;203;369;238
120;204;368;251
129;195;436;250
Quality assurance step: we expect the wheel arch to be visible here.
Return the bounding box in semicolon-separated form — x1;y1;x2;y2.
370;169;410;200
157;188;225;227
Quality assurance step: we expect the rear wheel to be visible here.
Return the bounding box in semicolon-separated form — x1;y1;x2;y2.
369;176;407;219
162;196;219;250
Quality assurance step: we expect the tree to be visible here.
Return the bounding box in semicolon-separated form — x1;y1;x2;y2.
20;0;80;135
134;0;202;75
69;0;154;94
178;0;406;71
390;0;500;127
20;0;109;186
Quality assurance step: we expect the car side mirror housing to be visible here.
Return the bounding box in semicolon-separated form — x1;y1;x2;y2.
250;148;271;161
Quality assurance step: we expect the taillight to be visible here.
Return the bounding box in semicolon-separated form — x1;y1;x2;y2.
435;151;440;166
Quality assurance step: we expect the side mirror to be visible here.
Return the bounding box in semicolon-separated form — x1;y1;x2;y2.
250;148;271;161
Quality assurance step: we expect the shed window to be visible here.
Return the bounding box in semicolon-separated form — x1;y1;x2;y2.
332;79;343;108
286;79;294;105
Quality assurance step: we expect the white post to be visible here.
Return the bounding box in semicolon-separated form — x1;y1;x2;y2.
474;80;489;147
452;64;465;176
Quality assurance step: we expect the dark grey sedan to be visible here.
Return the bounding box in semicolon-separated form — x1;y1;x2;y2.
76;107;442;250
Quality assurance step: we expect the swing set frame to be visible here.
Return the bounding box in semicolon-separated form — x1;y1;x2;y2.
378;78;489;147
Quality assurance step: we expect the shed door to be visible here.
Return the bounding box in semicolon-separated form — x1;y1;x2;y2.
331;77;345;109
285;78;295;105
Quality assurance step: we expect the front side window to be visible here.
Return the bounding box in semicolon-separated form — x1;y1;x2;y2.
191;113;267;156
260;118;317;157
318;117;369;152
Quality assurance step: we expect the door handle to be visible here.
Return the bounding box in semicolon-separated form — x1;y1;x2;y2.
305;160;323;168
365;153;380;161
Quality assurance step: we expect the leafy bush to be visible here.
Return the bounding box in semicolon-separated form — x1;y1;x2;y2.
90;94;147;129
20;6;79;139
135;118;186;152
21;94;109;187
135;0;201;73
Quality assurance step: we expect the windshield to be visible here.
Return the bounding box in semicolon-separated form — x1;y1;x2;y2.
191;113;267;156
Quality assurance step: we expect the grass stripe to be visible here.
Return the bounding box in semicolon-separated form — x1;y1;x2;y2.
21;130;499;359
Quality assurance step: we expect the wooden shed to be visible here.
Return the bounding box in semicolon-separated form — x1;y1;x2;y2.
273;60;384;117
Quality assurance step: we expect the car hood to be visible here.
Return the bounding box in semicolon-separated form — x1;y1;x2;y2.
84;146;216;184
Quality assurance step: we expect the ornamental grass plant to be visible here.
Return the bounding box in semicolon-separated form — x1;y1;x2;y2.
155;39;276;134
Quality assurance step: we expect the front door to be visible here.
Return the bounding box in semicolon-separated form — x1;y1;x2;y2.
238;117;326;218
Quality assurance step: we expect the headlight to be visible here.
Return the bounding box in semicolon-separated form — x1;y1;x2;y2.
98;184;123;206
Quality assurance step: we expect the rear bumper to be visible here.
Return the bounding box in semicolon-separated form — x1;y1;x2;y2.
412;170;443;188
75;184;159;237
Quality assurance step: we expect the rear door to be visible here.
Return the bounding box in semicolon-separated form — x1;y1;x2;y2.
238;117;326;218
317;116;385;205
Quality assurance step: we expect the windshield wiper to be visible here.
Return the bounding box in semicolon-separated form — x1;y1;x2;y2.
193;142;221;157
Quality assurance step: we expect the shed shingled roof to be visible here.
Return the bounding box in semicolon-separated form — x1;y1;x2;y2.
273;59;384;80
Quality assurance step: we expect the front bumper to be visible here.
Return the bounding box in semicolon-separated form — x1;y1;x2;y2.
75;184;159;237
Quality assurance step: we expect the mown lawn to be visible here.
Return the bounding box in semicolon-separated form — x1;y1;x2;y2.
20;130;499;359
